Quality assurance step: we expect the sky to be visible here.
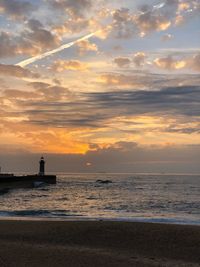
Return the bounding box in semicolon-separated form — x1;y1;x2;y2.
0;0;200;173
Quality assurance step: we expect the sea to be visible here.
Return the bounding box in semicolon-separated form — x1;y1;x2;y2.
0;173;199;225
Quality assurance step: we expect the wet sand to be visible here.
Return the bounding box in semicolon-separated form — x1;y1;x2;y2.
0;220;199;266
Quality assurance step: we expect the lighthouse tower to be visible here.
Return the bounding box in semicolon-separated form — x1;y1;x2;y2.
39;156;45;176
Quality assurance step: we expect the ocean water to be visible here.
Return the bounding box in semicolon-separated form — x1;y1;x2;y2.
0;173;199;225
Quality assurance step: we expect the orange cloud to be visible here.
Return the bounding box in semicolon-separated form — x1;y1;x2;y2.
77;39;98;55
178;2;190;12
0;121;90;154
154;54;200;72
96;73;151;88
154;57;186;70
134;12;171;34
51;60;89;72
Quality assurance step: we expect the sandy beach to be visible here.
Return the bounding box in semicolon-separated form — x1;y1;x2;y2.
0;220;198;266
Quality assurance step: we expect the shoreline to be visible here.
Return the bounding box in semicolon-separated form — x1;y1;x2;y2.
0;220;199;266
0;215;199;226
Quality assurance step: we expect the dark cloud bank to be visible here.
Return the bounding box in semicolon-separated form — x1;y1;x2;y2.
0;142;200;173
18;85;200;128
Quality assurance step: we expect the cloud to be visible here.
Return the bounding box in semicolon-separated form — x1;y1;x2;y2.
114;57;131;67
106;1;180;40
2;89;39;100
0;0;197;62
28;82;72;101
110;0;200;40
0;19;60;59
113;52;147;68
115;0;200;38
0;64;40;78
1;81;72;108
178;2;190;12
50;0;93;17
189;54;200;72
52;6;110;38
76;40;98;55
22;19;60;51
1;81;200;158
0;31;41;59
133;52;146;67
53;17;90;36
154;54;200;72
85;142;200;173
97;72;155;88
3;83;199;130
0;0;36;20
134;11;171;35
164;124;200;134
51;60;89;72
154;56;187;70
111;8;136;39
45;0;200;43
108;1;178;39
0;32;17;58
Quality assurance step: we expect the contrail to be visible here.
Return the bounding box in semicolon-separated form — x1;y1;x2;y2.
139;2;165;14
16;31;99;68
153;2;165;11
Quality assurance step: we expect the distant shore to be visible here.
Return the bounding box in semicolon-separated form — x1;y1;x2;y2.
0;220;199;266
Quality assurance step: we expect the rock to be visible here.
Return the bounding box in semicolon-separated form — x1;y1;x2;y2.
96;179;112;184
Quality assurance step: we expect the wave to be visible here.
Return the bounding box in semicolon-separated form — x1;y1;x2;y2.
0;210;83;217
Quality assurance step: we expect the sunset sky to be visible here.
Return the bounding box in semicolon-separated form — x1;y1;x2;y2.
0;0;200;173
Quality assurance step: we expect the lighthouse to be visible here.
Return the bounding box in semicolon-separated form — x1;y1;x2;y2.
39;156;45;176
